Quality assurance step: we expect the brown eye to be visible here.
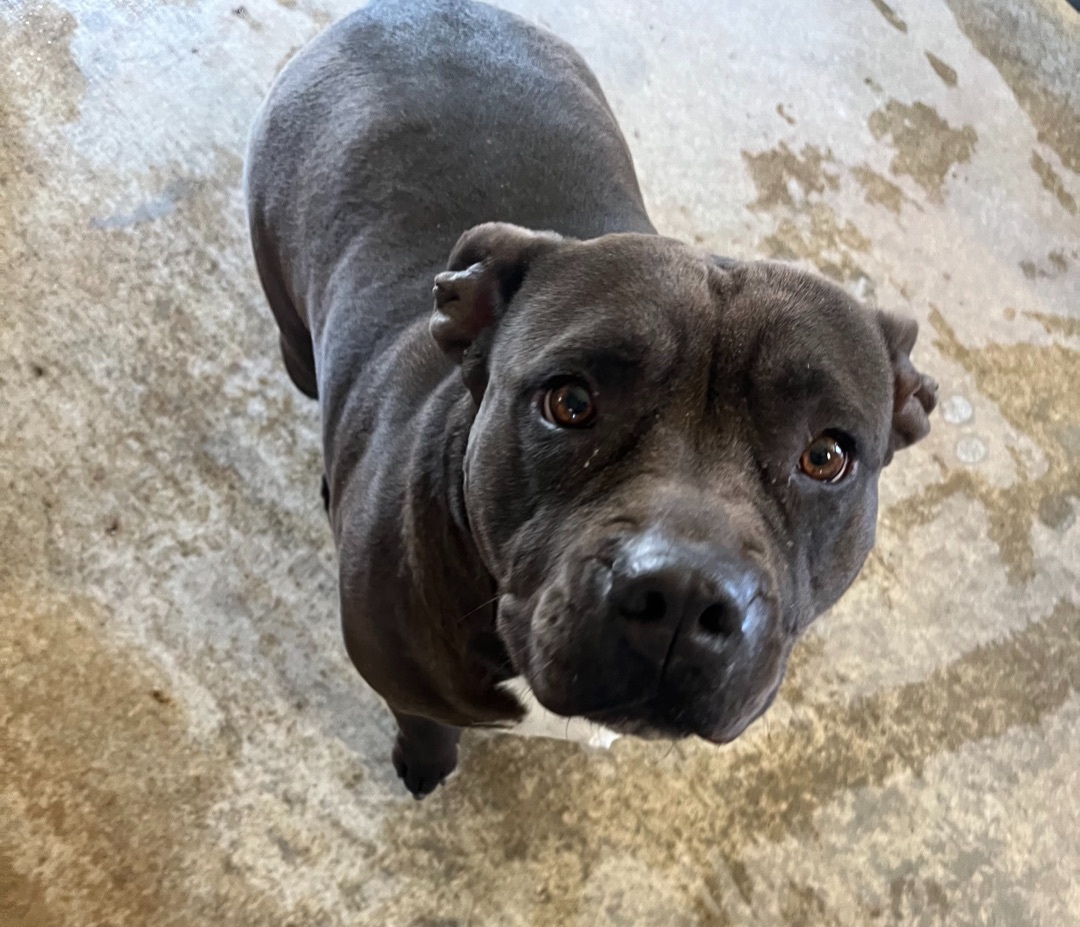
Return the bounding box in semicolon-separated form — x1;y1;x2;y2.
542;381;596;428
799;433;853;483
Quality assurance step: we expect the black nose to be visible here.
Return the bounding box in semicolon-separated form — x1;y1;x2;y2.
610;541;762;662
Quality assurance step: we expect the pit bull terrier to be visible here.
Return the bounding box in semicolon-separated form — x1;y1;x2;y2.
244;0;937;798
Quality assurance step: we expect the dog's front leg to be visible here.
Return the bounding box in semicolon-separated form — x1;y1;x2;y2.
391;710;461;799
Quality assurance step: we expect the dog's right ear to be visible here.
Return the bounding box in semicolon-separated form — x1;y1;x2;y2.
431;223;563;398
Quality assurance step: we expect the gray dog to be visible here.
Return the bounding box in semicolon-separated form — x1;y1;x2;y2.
244;0;936;798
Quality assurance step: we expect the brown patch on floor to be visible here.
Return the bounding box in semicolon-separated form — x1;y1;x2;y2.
851;163;907;214
867;0;907;33
943;0;1080;175
776;103;796;126
868;100;978;202
0;2;87;126
741;143;840;211
742;143;875;291
364;598;1078;923
1020;259;1042;279
0;849;58;927
762;204;874;290
781;881;844;926
1020;250;1071;280
925;52;958;87
0;584;285;927
0;2;87;274
231;4;264;31
887;308;1080;583
1030;152;1077;215
1023;308;1080;339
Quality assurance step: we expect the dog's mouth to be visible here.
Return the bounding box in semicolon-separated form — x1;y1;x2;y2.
578;670;785;744
509;622;789;747
495;540;790;745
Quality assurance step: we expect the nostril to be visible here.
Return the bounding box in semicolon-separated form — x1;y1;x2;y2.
620;588;667;622
698;600;742;637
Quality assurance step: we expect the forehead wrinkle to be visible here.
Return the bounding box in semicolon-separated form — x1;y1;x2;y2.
735;272;890;412
502;291;691;380
755;350;888;430
525;324;651;373
709;321;889;441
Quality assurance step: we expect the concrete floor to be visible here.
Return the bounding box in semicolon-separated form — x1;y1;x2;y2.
1;0;1077;923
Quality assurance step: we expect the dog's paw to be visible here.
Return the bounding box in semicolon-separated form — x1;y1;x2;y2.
392;738;458;799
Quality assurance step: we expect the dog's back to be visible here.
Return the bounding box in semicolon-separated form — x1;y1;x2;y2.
245;0;652;399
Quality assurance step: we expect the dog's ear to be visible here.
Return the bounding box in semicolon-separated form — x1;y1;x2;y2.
431;223;563;398
877;311;938;464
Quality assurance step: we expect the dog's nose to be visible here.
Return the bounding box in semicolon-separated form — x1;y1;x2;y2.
610;540;763;663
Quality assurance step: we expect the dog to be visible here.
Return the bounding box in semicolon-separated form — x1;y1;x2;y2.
244;0;936;798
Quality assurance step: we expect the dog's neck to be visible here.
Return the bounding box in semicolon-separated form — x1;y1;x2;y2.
398;384;522;717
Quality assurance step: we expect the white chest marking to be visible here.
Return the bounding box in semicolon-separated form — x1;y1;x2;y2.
493;677;622;749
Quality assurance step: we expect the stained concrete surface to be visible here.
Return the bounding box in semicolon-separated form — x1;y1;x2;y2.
1;0;1078;923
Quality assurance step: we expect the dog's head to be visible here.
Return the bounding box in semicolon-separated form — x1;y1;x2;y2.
432;222;936;743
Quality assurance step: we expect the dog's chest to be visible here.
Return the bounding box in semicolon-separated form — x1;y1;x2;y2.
493;677;621;749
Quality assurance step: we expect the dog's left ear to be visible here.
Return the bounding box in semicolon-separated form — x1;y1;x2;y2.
431;222;564;400
877;311;938;464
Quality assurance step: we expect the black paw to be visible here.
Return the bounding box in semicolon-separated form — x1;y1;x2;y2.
391;735;459;799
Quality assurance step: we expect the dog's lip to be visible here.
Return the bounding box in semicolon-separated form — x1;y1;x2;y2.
579;669;786;744
701;722;750;745
583;709;689;741
700;677;784;744
526;672;657;720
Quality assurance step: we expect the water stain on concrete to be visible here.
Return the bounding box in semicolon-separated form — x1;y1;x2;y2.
0;584;285;927
0;2;87;126
0;849;58;927
364;598;1078;923
1020;250;1071;280
742;143;840;211
889;309;1080;582
943;0;1080;176
762;205;874;292
1030;152;1077;215
90;178;199;230
742;143;874;292
0;2;87;270
868;100;978;202
231;4;264;31
1047;250;1069;273
867;0;907;34
925;52;958;88
851;163;906;214
886;867;950;924
1023;308;1080;339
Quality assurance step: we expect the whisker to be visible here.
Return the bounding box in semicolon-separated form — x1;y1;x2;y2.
458;594;500;621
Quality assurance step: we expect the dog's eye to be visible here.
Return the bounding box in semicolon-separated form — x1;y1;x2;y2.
542;380;596;428
799;433;853;483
